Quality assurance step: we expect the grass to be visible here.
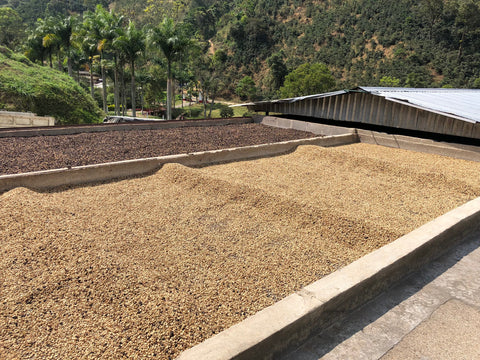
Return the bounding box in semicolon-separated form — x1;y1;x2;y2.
0;47;103;125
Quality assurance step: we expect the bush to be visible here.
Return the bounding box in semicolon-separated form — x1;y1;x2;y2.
219;104;234;118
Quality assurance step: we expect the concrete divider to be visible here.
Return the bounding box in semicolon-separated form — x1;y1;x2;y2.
358;129;480;162
0;134;357;193
177;196;480;360
253;116;480;162
253;115;356;136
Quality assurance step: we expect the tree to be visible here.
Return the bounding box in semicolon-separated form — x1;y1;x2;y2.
455;1;480;61
83;5;120;113
114;21;145;118
235;76;256;101
24;26;48;65
267;51;288;93
196;51;225;118
379;76;401;87
149;18;193;120
41;23;60;69
57;15;79;77
0;7;23;49
419;0;444;40
279;63;336;98
405;71;431;88
73;23;98;98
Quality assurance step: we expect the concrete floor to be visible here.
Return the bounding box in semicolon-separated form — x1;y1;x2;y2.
282;228;480;360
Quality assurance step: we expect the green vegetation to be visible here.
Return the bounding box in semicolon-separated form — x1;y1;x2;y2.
1;0;479;122
171;102;245;119
279;63;336;98
0;46;102;124
235;76;257;101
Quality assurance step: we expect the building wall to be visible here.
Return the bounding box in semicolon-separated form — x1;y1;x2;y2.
0;111;55;128
253;93;480;140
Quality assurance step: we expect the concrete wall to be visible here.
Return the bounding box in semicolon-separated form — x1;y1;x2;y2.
0;111;55;128
358;129;480;162
253;115;355;136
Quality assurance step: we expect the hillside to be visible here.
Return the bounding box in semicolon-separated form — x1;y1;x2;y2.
0;47;102;124
112;0;480;93
2;0;480;101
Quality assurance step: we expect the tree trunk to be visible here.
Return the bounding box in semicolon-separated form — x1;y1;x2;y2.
101;54;107;113
131;59;136;118
89;62;94;99
67;55;73;77
120;65;126;116
208;97;215;118
458;31;465;62
167;61;172;120
203;89;208;119
57;46;62;71
114;56;120;116
49;52;53;68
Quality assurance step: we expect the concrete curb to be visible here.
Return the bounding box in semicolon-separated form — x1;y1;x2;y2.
254;115;356;137
0;134;356;193
254;115;480;162
177;196;480;360
358;129;480;162
0;117;252;138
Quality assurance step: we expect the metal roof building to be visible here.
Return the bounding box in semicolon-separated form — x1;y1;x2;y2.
245;87;480;141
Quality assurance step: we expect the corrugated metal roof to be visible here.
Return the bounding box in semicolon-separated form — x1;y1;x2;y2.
235;87;480;124
357;87;480;124
230;90;347;107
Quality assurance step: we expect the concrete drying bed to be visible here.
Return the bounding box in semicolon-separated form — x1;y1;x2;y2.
0;123;317;175
1;144;480;359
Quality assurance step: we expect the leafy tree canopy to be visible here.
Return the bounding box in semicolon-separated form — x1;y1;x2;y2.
235;75;257;101
0;7;23;49
279;63;336;98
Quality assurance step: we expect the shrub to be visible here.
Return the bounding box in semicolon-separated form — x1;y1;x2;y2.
219;104;234;118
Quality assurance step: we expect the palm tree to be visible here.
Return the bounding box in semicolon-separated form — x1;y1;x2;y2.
76;33;98;98
149;18;193;120
25;26;47;65
32;17;58;68
55;15;78;77
114;21;145;118
83;5;119;113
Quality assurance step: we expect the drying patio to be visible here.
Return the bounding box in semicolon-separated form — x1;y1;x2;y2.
1;143;479;359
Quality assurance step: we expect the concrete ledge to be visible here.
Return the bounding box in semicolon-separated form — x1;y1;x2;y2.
357;129;480;162
177;196;480;360
254;116;480;162
0;134;357;193
253;115;356;137
0;117;252;138
0;111;55;129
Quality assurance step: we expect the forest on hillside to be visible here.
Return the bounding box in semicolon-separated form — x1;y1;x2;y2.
1;0;480;122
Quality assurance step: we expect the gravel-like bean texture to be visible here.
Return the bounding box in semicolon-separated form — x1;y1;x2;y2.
1;144;480;359
0;123;317;175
